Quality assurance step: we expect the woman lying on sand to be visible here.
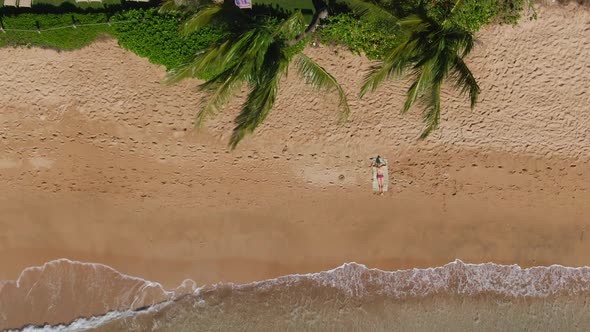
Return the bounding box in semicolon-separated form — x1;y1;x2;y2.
370;156;386;195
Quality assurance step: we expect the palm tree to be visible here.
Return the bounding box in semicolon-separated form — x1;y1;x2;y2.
162;0;348;149
354;0;480;138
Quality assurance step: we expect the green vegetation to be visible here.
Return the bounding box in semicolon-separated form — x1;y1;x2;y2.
42;0;119;5
31;0;121;8
113;9;229;71
0;12;113;49
0;0;536;147
165;6;349;148
253;0;314;13
358;1;481;138
0;8;228;72
317;13;399;60
157;0;535;147
422;0;535;32
319;0;534;59
0;0;121;9
345;0;533;137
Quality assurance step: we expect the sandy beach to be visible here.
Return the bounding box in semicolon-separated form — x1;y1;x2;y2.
0;2;589;329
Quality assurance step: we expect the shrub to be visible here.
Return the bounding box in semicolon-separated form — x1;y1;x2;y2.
113;8;229;76
419;0;535;32
0;8;228;78
316;13;399;60
317;0;534;59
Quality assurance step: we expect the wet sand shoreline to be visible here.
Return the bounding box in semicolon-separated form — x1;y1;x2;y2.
2;146;589;288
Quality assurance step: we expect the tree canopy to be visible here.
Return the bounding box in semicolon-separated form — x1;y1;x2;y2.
164;0;348;149
162;0;534;147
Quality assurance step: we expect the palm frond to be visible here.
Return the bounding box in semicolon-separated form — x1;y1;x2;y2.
272;10;306;40
205;28;272;82
183;5;222;34
229;45;290;149
431;48;452;84
403;61;434;113
397;13;429;33
159;0;215;13
451;56;480;109
228;82;278;149
159;0;179;14
195;68;246;127
419;82;441;139
196;40;232;72
199;30;278;126
444;28;474;58
342;0;398;23
447;0;467;21
165;40;232;84
239;29;275;77
457;32;474;58
294;53;350;122
359;39;416;97
165;55;206;84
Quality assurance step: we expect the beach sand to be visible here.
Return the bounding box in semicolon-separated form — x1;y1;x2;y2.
0;3;589;329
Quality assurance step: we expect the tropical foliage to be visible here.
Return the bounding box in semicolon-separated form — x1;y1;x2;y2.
113;9;228;72
0;0;536;144
317;13;399;60
352;0;481;138
0;12;112;49
165;1;349;149
422;0;535;32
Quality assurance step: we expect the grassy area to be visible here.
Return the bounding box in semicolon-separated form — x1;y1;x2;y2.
0;12;115;48
0;24;113;49
0;0;313;58
0;0;311;10
0;8;227;79
0;0;121;8
34;0;120;6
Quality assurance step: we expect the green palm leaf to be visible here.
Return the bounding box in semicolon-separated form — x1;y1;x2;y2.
159;0;179;14
360;38;417;97
360;4;480;139
397;14;429;33
195;67;247;127
165;40;232;84
159;0;215;14
272;11;306;40
342;0;398;23
164;0;351;149
403;61;434;114
451;56;480;109
443;28;475;57
182;5;222;35
165;55;205;84
294;53;350;121
419;82;441;139
229;44;290;149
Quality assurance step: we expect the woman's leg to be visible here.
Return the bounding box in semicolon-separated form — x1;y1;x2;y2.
378;177;384;193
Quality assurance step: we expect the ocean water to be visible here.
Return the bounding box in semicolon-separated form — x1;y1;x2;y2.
5;260;590;331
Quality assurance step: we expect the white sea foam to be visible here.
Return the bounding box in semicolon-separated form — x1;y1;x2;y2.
219;259;590;298
11;301;172;332
9;259;590;331
14;258;165;291
1;259;197;331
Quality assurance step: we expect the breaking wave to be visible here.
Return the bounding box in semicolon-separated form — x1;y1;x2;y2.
0;259;195;331
5;259;590;331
